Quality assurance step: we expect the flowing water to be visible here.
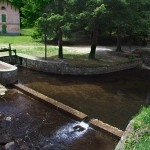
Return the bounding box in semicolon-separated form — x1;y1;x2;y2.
18;67;150;130
0;89;115;149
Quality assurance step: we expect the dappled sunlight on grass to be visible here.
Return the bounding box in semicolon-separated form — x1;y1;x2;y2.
44;52;129;68
0;30;133;68
0;42;130;68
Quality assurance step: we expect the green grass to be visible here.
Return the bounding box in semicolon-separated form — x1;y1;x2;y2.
0;28;42;46
21;28;34;36
0;35;38;45
0;28;133;67
124;106;150;150
15;46;131;67
16;47;58;57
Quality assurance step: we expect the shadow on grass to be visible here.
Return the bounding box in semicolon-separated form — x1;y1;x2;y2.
40;53;127;68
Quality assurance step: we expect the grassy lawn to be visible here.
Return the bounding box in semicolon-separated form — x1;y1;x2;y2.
0;28;41;46
124;106;150;150
0;36;38;45
0;28;134;67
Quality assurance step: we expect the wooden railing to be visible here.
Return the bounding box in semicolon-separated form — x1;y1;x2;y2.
0;44;16;57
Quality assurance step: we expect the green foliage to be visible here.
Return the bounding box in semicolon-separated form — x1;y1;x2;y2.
32;28;42;39
6;0;150;57
132;121;141;130
135;107;150;125
8;0;23;8
124;106;150;150
21;0;50;27
93;4;106;17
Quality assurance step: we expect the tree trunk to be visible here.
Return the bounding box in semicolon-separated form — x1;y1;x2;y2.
116;27;122;52
109;30;112;39
58;29;63;59
89;18;99;59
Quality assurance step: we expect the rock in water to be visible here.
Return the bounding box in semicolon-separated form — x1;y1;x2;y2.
0;84;7;96
5;142;15;150
5;116;12;122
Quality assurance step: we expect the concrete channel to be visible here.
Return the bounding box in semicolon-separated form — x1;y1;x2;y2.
2;55;144;149
0;87;116;150
14;83;124;139
0;61;120;149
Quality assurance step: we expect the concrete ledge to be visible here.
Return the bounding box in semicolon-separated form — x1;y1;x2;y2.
0;61;17;85
14;83;125;140
14;83;88;121
90;119;124;140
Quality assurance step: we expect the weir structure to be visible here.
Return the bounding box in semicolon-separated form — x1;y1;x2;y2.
0;53;128;148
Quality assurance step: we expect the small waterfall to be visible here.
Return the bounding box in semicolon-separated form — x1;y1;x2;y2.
43;121;89;149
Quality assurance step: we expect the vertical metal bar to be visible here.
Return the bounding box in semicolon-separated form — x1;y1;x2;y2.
9;43;12;56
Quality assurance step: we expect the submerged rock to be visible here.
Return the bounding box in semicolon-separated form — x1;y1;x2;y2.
5;142;15;150
5;117;12;122
0;84;7;96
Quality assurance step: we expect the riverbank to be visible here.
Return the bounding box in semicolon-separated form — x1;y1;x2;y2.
115;106;150;150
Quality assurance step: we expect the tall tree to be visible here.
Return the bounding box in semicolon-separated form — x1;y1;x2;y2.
76;0;106;59
35;13;50;60
127;0;150;45
34;0;74;59
105;0;130;52
89;2;106;59
105;0;150;51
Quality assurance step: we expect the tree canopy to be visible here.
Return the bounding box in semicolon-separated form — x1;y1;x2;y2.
20;0;150;58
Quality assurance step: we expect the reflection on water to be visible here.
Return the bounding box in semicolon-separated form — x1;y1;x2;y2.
18;67;150;130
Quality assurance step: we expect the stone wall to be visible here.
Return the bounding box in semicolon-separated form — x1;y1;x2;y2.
0;55;18;64
0;54;142;75
18;54;142;75
21;58;63;74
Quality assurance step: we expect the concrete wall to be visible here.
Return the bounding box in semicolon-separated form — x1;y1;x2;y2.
0;61;17;85
0;1;20;35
